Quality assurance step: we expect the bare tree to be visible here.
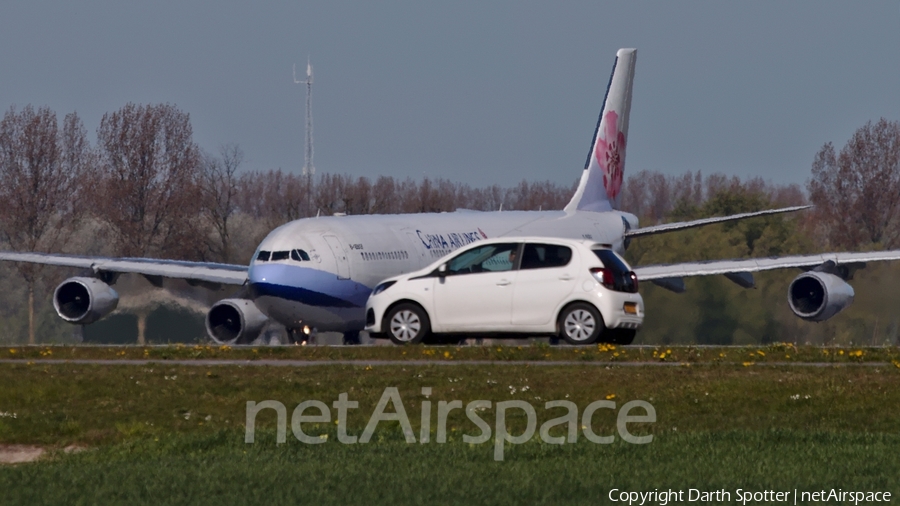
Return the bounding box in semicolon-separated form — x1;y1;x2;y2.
95;103;204;258
200;143;244;263
371;176;398;214
808;119;900;249
0;106;89;343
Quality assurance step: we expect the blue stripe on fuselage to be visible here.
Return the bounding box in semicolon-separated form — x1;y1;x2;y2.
248;263;371;308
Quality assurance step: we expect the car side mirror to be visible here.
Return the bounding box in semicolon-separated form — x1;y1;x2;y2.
437;264;447;277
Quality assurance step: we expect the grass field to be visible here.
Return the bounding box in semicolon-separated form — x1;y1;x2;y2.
2;431;898;505
1;350;900;504
3;342;900;365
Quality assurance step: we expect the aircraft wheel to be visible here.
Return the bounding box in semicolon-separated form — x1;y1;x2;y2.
558;303;603;345
386;303;430;345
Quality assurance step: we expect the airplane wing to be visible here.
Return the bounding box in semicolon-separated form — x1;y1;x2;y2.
0;251;248;285
634;250;900;281
625;205;811;237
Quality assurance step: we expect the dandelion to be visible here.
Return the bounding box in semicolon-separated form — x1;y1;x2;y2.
319;434;328;440
8;349;16;355
839;350;844;355
719;353;725;358
742;362;753;367
613;352;620;358
605;394;616;400
756;350;765;357
443;351;451;359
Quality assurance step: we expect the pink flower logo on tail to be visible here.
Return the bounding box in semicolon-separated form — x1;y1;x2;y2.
594;110;626;200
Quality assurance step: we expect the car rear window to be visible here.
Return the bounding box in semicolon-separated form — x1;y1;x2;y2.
592;248;637;293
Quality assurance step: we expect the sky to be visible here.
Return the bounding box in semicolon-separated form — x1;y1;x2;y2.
1;1;898;189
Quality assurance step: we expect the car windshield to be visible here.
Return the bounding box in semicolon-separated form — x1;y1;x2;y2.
446;243;518;274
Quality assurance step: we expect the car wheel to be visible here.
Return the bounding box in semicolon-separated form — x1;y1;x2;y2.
386;303;430;345
606;328;637;345
558;303;603;345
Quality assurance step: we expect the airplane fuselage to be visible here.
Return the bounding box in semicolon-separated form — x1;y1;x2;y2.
247;209;638;332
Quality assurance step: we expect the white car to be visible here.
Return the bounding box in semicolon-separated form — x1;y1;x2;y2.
365;237;643;345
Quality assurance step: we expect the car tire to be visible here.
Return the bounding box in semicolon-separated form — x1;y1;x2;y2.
606;328;637;345
385;303;430;345
558;303;603;345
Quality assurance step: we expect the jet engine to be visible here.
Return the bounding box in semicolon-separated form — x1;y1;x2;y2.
788;271;855;322
53;277;120;324
205;299;268;344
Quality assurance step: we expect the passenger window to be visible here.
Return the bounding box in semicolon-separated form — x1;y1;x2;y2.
520;244;572;270
291;249;310;261
445;243;518;275
270;251;289;261
256;251;271;261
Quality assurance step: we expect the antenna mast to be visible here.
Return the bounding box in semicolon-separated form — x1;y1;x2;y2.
294;57;315;214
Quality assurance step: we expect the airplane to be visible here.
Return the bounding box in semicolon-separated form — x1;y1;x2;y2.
2;48;897;345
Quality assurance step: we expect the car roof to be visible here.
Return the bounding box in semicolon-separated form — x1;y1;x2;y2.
474;236;609;249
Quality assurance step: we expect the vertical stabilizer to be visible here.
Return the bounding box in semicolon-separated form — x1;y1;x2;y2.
565;48;636;213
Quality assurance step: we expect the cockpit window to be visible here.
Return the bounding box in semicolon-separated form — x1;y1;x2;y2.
291;249;311;261
256;251;271;261
270;251;290;261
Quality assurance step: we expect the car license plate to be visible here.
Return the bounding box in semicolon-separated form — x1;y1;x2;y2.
623;302;638;315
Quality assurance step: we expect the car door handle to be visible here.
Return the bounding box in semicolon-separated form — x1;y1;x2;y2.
496;280;511;286
558;274;574;281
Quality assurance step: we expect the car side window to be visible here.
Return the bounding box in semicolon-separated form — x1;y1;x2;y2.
520;243;572;270
445;243;519;275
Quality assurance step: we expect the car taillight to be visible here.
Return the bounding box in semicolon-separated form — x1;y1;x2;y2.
630;271;639;292
590;268;615;289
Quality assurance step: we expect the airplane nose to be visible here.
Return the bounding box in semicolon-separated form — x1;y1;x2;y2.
248;264;276;284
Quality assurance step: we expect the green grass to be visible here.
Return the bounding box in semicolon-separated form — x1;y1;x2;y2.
3;342;900;365
1;363;900;445
1;430;898;506
2;362;900;504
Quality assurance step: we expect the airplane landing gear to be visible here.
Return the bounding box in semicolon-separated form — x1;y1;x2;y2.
287;327;317;345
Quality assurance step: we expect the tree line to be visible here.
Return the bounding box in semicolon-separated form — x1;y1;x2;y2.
0;102;897;345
